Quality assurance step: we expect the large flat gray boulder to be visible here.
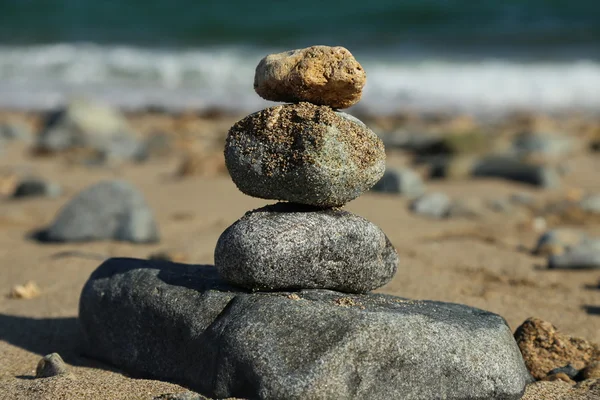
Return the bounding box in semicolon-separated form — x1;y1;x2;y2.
79;258;532;400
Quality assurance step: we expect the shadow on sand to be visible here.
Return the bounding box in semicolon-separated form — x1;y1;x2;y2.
582;305;600;316
0;313;122;377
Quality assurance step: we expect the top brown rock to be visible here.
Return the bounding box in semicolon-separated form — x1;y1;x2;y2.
254;45;366;109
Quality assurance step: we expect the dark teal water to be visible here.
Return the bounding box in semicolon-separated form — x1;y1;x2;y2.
2;0;600;56
1;1;599;114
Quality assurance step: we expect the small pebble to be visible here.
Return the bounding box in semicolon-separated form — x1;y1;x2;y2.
370;167;425;198
12;178;62;199
510;192;535;206
446;198;486;219
410;192;451;219
579;194;600;214
488;198;513;213
533;229;587;256
548;246;600;269
0;121;33;142
548;364;581;379
36;353;68;378
9;281;41;299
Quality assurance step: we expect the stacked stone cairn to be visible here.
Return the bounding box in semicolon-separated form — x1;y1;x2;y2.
215;45;397;293
79;46;533;400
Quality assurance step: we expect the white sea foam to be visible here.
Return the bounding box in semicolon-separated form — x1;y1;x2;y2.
0;43;599;116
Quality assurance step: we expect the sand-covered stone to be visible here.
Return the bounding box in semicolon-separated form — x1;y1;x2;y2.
35;180;159;243
80;258;532;400
36;353;69;378
225;102;385;207
515;317;600;380
254;45;366;109
214;203;398;293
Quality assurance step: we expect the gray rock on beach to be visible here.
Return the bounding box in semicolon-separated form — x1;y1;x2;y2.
36;99;143;162
36;180;159;243
80;258;532;400
579;194;600;214
510;133;574;159
12;177;62;199
411;192;452;219
472;156;561;188
254;45;366;109
371;167;425;198
548;245;600;269
533;229;588;256
225;102;385;207
0;121;33;142
36;353;69;378
215;203;398;293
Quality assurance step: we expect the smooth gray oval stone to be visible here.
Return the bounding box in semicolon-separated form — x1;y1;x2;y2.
36;180;159;243
225;103;386;207
215;203;398;293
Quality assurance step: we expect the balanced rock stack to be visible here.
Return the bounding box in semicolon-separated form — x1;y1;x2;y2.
79;46;533;400
216;45;397;293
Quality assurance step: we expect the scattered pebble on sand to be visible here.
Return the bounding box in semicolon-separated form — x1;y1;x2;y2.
36;353;69;379
8;281;41;299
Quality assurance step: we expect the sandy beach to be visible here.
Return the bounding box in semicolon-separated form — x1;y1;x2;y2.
0;108;599;399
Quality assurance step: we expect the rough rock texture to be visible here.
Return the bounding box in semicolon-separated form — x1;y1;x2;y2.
225;103;385;207
514;317;600;380
214;203;398;293
254;45;366;109
371;167;425;198
35;180;159;243
36;353;69;378
79;258;532;400
0;121;33;142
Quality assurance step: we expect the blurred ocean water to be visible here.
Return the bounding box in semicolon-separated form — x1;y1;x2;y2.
1;0;599;115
